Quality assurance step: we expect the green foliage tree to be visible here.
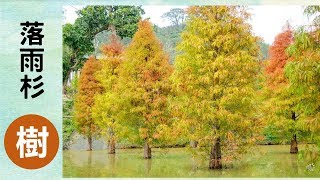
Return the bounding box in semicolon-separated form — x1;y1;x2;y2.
285;27;320;160
63;97;76;150
108;6;145;38
119;20;173;159
63;72;79;150
173;6;260;169
63;6;109;85
63;6;144;87
74;56;103;151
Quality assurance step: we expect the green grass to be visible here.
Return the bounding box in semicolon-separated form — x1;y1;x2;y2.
63;145;319;177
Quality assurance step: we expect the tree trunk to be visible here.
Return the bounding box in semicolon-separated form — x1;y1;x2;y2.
144;141;152;159
290;134;298;154
290;112;298;154
108;127;116;154
108;138;116;154
63;68;73;95
88;135;93;151
209;137;222;169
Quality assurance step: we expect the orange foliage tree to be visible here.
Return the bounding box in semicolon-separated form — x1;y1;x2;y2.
100;28;124;57
74;56;103;150
265;24;293;85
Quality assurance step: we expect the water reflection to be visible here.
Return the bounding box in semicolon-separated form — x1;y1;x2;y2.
290;154;299;174
108;154;116;176
145;159;152;175
87;151;92;177
63;145;319;177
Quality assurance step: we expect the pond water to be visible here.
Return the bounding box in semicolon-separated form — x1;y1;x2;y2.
63;145;319;177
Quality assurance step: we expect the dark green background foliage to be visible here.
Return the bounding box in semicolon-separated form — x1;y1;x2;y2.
63;6;144;83
63;98;76;150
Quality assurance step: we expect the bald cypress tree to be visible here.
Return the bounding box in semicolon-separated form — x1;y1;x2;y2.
173;6;260;169
74;56;103;151
92;30;124;154
119;20;173;159
265;24;293;86
262;25;300;154
285;28;320;154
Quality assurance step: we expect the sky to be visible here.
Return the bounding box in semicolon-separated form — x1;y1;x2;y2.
63;5;310;44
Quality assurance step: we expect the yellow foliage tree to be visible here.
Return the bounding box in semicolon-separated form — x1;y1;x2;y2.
119;20;173;159
92;30;124;154
172;6;260;169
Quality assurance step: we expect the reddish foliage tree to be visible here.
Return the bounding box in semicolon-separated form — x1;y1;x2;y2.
265;25;293;85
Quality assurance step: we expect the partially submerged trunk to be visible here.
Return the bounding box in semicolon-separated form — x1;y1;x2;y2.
109;138;116;154
87;135;93;151
144;141;152;159
108;127;116;154
290;134;298;154
109;153;116;172
290;112;298;154
209;137;222;169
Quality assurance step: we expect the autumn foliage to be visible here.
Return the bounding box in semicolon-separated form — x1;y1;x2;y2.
74;56;103;150
100;29;124;57
265;25;293;86
68;5;320;172
119;20;173;158
173;6;260;169
92;31;124;154
262;25;318;155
